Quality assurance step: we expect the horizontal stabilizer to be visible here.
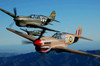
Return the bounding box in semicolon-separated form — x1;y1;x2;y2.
75;35;93;41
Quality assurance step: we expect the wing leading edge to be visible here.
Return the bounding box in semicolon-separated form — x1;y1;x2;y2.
53;47;100;58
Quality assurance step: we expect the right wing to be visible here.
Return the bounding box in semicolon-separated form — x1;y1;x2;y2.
53;47;100;58
6;28;36;41
0;8;15;18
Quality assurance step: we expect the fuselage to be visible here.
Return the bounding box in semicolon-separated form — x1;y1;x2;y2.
14;15;48;27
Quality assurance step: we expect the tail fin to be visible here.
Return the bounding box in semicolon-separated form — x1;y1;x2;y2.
75;26;82;36
49;11;55;21
74;26;82;42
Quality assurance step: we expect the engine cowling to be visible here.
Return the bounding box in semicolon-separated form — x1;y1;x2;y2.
33;40;51;53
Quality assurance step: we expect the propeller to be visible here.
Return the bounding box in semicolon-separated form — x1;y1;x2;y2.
13;8;17;17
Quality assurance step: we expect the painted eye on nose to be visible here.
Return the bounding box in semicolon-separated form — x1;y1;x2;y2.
33;40;42;46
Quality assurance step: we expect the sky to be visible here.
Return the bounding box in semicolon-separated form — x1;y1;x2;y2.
0;0;100;53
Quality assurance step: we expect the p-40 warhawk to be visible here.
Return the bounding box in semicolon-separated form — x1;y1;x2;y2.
6;26;100;58
20;28;42;36
0;8;59;28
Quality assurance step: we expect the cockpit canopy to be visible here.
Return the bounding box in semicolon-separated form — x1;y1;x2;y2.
30;14;40;19
52;32;62;39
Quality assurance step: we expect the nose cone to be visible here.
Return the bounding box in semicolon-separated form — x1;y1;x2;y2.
33;40;42;46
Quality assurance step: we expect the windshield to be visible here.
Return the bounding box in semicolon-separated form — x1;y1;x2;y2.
52;32;62;39
30;14;40;19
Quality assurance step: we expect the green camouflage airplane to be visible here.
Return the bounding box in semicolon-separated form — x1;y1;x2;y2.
0;8;59;27
20;28;42;36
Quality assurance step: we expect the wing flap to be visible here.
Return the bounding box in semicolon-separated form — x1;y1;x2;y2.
53;47;100;58
75;35;93;41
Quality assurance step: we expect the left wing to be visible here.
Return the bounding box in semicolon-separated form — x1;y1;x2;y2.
53;47;100;58
6;28;36;41
75;35;93;41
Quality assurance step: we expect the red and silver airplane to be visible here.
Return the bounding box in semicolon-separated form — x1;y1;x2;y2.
6;26;100;58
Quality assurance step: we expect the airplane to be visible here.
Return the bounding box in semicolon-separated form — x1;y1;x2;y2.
0;8;59;28
20;28;42;36
6;26;100;58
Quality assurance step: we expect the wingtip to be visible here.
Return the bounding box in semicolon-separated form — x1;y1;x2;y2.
0;8;4;11
95;55;100;58
0;8;3;10
6;27;13;32
6;27;9;30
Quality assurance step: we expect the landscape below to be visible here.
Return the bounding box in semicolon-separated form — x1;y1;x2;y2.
0;50;100;66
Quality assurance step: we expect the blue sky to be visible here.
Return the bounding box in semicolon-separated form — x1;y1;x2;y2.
0;0;100;53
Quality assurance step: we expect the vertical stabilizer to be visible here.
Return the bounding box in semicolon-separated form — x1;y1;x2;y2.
75;26;82;36
74;26;82;42
49;11;55;21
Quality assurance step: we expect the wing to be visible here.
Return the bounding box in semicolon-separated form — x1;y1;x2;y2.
0;8;15;18
6;28;36;41
26;24;59;32
53;47;100;58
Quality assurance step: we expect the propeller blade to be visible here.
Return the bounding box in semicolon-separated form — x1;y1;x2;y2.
13;8;17;17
